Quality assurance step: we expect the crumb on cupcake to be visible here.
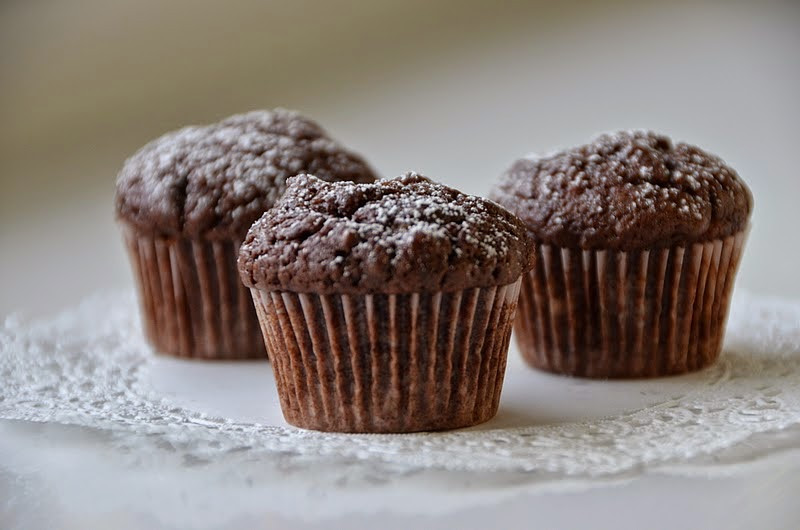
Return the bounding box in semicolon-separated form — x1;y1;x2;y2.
492;130;752;250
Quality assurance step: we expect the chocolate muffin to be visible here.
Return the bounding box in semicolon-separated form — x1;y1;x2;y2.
492;131;752;378
116;109;377;359
239;173;534;432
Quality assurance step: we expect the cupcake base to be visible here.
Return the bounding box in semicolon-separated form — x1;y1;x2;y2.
515;232;747;378
122;225;266;360
250;280;522;433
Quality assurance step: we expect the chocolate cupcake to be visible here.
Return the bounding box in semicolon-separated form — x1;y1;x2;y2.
239;173;534;432
492;131;752;378
115;110;377;359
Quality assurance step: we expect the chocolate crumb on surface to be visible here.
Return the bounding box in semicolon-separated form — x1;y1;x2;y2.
115;109;377;239
492;130;753;250
239;173;535;294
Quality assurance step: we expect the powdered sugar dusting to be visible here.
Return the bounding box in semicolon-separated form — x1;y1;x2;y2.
493;130;752;249
239;173;534;294
115;109;376;238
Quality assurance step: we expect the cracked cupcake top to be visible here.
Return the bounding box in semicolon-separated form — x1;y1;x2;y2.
238;173;534;294
115;109;377;240
491;131;753;250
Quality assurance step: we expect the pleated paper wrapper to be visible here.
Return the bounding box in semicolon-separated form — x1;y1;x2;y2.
515;231;748;378
251;279;522;433
122;225;266;359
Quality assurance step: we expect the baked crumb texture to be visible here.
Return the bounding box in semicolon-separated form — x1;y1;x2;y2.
115;109;377;240
239;173;535;294
492;130;752;250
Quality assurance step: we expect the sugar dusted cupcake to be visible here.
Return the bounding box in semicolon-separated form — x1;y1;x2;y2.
115;109;377;359
239;173;534;432
492;131;752;378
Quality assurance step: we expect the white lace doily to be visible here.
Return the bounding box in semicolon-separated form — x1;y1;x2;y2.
2;289;800;524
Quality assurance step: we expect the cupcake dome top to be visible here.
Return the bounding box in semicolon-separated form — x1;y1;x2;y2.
492;131;753;250
115;109;377;239
238;173;535;294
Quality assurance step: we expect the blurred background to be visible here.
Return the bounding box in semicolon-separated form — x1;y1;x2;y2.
1;0;799;317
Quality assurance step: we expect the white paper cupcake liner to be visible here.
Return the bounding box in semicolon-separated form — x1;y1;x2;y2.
515;231;748;378
250;279;522;433
122;225;265;359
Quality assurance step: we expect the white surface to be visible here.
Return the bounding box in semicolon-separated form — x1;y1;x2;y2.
2;1;800;528
147;350;703;428
2;290;800;529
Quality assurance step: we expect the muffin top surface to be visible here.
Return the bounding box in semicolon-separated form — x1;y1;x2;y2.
238;173;534;294
492;131;753;250
115;109;377;239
